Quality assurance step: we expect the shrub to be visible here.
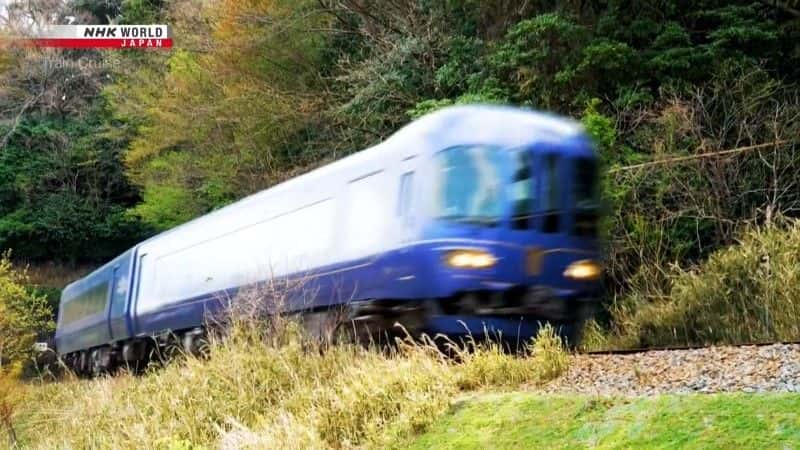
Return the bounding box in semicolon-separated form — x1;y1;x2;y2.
530;325;569;382
598;222;800;348
21;325;454;448
455;325;568;390
0;253;54;370
455;342;538;390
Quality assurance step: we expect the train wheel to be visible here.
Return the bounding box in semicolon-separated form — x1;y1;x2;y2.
334;318;398;349
89;349;103;377
163;339;184;362
331;319;361;346
124;355;150;375
78;351;90;376
301;308;350;348
182;330;210;358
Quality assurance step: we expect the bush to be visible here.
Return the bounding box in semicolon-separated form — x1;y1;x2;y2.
597;222;800;348
0;254;54;370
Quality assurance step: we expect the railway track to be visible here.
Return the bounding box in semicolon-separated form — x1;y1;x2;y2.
581;339;800;355
542;340;800;395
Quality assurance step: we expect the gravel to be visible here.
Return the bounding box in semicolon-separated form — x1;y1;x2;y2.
536;343;800;396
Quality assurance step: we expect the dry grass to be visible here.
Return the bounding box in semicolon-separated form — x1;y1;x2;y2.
455;324;568;390
0;372;22;448
23;263;93;290
14;317;569;449
586;222;800;350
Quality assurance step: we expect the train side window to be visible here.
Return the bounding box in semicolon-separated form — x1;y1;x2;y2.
61;281;110;325
511;149;535;229
397;171;414;223
541;154;559;211
541;154;560;233
573;157;598;209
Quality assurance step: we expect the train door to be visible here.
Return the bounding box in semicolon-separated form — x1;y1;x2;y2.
129;252;148;335
391;156;422;298
341;170;392;301
504;145;561;281
107;254;132;341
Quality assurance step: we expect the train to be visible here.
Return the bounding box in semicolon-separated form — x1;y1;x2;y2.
55;104;603;375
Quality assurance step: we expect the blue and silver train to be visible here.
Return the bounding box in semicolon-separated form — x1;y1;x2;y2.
56;105;603;374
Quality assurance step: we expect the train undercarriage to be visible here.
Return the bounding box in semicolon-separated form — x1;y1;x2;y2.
61;287;596;376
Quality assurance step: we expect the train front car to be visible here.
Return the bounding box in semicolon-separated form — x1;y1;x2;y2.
52;105;601;375
409;107;603;347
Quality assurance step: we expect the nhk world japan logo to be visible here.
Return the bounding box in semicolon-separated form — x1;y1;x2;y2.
22;25;172;49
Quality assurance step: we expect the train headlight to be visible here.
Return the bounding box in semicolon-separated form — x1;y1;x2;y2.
563;259;603;281
445;249;497;269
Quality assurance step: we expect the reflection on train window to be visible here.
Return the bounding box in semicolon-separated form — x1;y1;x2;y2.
110;264;129;319
61;281;109;325
433;145;504;225
510;148;535;228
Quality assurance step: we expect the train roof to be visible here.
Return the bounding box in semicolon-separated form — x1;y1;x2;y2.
136;105;587;241
399;104;585;143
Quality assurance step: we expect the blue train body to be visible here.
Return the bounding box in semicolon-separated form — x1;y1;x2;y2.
55;105;603;373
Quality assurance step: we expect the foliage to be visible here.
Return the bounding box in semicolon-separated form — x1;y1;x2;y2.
0;110;150;263
530;324;569;381
580;98;616;158
0;3;149;264
106;0;334;229
601;64;800;303
0;254;54;369
594;222;800;349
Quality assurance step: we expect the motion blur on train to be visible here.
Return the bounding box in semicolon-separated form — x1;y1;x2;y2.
56;105;603;375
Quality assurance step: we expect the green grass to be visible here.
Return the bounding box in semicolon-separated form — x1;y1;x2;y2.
410;392;800;449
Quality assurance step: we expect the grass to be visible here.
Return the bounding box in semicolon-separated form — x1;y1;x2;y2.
23;262;92;290
585;222;800;351
11;322;569;449
410;392;800;449
10;316;800;448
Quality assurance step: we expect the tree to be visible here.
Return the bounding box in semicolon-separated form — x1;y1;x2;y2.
0;1;150;263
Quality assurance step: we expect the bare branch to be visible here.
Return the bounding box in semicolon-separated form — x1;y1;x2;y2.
608;140;795;174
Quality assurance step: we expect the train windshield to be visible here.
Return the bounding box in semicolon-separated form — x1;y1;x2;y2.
433;145;505;225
